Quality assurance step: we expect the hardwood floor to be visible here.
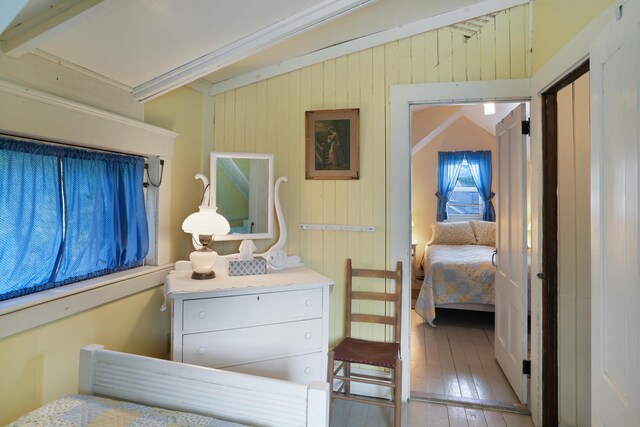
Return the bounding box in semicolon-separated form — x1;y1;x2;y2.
411;308;523;405
328;308;534;426
330;398;535;426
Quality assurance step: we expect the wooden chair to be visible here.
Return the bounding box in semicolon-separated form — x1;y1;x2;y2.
327;258;403;426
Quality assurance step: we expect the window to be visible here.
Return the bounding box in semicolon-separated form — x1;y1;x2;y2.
446;160;484;221
0;136;149;302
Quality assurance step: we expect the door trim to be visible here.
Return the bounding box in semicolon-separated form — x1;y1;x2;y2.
389;78;531;401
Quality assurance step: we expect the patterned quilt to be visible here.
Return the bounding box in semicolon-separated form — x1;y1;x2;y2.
415;244;496;326
8;395;246;427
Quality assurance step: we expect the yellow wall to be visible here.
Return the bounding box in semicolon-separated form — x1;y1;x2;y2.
0;287;169;425
532;0;614;73
144;86;205;262
411;115;496;263
211;5;529;344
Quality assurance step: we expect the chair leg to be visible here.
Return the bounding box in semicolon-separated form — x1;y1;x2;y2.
344;362;351;397
327;351;335;422
394;359;402;427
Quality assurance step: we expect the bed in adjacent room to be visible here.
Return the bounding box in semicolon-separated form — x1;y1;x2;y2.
7;344;329;427
415;220;497;327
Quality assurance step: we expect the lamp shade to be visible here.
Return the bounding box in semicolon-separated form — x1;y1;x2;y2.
182;206;230;236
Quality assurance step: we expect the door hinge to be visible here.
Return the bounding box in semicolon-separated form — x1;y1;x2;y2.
521;119;530;135
523;359;531;377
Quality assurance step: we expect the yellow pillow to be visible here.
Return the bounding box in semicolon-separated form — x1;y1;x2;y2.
470;220;496;247
428;221;476;246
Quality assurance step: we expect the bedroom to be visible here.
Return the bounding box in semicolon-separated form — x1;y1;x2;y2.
0;0;638;426
408;101;532;411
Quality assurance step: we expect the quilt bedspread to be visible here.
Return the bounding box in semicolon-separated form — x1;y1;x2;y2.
415;244;496;326
8;394;245;427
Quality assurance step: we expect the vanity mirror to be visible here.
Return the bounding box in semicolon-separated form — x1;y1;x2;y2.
210;152;274;241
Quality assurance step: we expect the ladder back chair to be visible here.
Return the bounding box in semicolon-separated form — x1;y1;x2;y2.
327;258;403;427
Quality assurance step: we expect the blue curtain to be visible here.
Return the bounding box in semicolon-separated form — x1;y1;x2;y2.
436;151;465;221
0;137;148;301
466;150;496;221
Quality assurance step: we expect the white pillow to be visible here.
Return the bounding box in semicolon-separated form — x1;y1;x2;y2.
470;220;496;247
427;221;476;246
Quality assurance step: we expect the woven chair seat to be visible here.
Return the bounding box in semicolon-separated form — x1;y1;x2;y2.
333;337;400;368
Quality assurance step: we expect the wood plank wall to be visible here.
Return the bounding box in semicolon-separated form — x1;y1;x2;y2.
212;5;530;345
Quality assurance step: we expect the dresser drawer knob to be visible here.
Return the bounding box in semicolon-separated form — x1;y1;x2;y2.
198;311;207;319
304;367;312;375
305;299;312;307
305;332;312;340
197;346;207;355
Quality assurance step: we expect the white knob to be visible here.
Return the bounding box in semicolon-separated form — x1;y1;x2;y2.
305;299;312;307
304;367;312;374
197;346;206;355
305;332;312;340
198;311;207;319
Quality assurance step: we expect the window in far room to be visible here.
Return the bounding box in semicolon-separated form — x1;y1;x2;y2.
446;159;484;221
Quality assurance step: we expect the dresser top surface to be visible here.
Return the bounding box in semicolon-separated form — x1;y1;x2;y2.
166;265;334;299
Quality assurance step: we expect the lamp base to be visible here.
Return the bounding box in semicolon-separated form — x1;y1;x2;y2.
191;270;216;280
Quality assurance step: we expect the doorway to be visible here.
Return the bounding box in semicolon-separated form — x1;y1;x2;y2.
408;101;531;413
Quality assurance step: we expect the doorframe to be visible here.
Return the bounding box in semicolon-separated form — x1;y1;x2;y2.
541;60;590;427
389;78;531;403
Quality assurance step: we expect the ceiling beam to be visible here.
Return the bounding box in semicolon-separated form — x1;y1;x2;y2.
0;0;29;35
209;0;528;96
1;0;123;58
133;0;376;102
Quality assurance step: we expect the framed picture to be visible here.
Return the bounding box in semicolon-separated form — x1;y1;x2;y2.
305;108;359;180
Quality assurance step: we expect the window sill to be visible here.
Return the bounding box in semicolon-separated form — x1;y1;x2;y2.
0;264;174;339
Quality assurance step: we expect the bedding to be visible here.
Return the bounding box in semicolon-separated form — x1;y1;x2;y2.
7;394;245;427
415;244;496;326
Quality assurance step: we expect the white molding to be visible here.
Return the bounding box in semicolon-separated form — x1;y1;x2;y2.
210;0;529;95
1;0;123;58
187;79;213;96
0;0;29;34
132;0;375;102
411;109;464;156
0;80;178;157
390;78;531;402
0;265;173;339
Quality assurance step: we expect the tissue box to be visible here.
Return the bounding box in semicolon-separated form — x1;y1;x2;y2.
227;257;267;276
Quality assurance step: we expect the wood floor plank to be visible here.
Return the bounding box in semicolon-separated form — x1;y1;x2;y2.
449;335;480;399
447;405;470;427
465;408;488;427
344;401;370;427
364;404;391;427
483;410;508;427
330;399;351;427
502;412;535;427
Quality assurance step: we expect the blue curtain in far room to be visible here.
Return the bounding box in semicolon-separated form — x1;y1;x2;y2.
466;150;496;221
435;151;465;221
0;136;148;302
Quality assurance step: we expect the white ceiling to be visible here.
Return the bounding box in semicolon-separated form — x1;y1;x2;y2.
0;0;524;102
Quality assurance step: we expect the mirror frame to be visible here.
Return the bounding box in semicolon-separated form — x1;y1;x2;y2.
210;152;274;241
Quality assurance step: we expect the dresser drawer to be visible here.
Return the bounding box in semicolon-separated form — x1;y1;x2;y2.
182;288;323;333
223;352;323;384
182;318;322;368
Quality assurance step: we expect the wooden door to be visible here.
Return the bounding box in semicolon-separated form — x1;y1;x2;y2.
495;103;528;404
590;1;640;424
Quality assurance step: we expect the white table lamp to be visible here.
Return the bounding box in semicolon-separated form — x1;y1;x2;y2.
182;206;230;279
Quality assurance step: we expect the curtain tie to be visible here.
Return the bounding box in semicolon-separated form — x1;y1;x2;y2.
486;192;495;202
435;191;448;203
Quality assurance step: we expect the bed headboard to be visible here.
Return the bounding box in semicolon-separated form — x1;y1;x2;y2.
79;344;329;427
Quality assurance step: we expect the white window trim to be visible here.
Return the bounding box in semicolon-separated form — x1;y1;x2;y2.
0;79;176;338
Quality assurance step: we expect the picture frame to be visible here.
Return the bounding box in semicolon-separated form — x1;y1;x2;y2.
305;108;360;180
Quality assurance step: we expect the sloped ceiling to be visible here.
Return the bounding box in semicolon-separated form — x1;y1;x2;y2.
0;0;526;102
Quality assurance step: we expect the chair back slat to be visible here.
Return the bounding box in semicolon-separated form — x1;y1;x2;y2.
351;291;396;302
345;258;403;344
351;313;395;325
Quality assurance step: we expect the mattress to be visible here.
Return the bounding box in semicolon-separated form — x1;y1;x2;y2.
415;244;496;326
7;394;246;427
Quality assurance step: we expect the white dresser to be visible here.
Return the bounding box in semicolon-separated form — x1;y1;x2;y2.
166;264;333;385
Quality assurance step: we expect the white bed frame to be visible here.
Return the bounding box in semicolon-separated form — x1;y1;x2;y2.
78;344;329;427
